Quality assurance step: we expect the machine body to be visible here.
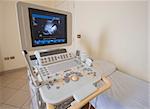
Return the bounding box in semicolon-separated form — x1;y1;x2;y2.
17;2;111;109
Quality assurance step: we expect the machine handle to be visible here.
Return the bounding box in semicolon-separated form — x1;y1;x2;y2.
68;76;111;109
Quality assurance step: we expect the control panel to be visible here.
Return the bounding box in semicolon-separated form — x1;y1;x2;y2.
39;52;74;65
31;56;101;104
34;49;74;66
37;59;96;86
29;49;102;105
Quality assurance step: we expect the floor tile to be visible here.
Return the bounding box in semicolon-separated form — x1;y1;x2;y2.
0;68;32;108
21;83;30;92
3;69;27;81
0;104;19;109
21;98;32;109
5;90;31;108
0;87;18;103
6;79;26;90
4;73;24;81
0;76;16;88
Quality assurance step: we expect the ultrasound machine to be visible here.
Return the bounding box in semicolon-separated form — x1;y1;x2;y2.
17;2;111;109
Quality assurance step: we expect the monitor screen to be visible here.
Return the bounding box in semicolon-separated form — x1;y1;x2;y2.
28;8;67;47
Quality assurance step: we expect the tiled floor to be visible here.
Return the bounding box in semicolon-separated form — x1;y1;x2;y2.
0;68;32;109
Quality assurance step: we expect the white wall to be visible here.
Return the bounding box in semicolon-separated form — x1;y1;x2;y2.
0;0;55;71
74;1;148;81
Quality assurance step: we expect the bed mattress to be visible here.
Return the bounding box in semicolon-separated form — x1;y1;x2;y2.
91;71;150;109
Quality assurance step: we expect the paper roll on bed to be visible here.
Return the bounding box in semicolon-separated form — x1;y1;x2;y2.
91;60;149;109
93;60;117;76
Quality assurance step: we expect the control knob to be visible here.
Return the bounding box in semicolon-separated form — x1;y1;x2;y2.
71;75;79;81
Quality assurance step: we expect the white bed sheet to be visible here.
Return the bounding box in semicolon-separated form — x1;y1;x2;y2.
91;71;150;109
93;60;116;76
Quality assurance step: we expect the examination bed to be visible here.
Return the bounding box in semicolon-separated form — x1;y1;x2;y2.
91;61;150;109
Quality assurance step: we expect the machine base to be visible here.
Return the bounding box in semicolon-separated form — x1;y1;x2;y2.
82;103;95;109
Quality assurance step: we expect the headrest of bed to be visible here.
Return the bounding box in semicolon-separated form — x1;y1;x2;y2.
93;60;117;76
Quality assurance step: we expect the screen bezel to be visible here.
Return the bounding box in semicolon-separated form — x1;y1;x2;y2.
17;2;72;51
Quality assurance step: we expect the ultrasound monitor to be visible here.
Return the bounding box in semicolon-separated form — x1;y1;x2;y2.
17;2;72;51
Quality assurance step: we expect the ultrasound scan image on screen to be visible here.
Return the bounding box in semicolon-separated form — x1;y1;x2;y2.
29;8;67;47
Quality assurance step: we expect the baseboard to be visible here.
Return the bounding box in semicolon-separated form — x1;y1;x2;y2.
0;71;3;75
0;67;27;75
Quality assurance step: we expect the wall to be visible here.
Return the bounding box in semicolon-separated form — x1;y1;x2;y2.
0;2;3;72
74;1;148;81
148;1;150;80
0;1;25;71
0;0;55;71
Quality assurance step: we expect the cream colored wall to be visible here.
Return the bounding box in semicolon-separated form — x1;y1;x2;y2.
0;2;3;72
0;1;26;71
148;1;150;80
74;1;148;81
0;0;55;71
21;0;55;7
